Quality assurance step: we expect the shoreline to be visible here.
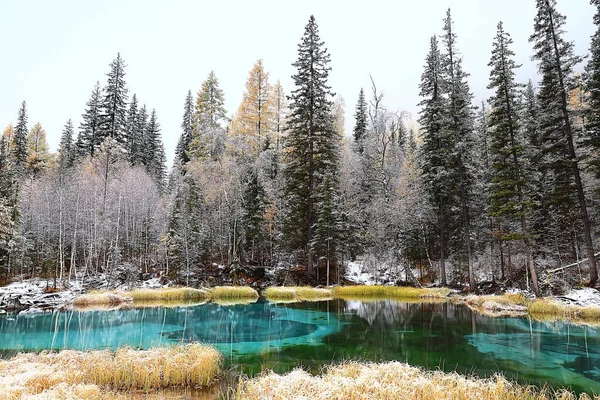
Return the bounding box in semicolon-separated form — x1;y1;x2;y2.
2;280;600;325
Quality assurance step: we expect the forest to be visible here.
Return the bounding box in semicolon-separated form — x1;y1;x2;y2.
1;0;600;297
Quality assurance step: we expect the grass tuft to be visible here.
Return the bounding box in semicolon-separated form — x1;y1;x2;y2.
263;287;333;302
333;285;451;299
73;292;129;307
0;344;221;398
209;286;259;301
464;294;600;324
126;287;209;302
237;361;586;400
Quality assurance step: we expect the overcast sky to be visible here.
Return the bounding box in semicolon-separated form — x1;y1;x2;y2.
0;0;595;167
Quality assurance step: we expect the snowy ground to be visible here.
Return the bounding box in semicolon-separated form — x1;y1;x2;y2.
0;274;171;314
0;279;82;314
345;261;377;285
558;288;600;307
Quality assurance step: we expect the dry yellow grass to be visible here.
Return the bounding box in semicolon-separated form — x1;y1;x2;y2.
527;299;600;322
72;292;130;307
333;285;451;299
237;361;594;400
0;344;221;399
126;287;209;302
263;287;333;302
209;286;259;300
464;294;600;324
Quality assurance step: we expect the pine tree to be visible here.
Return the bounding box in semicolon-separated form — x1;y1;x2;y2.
418;35;451;285
58;119;75;170
283;15;341;276
530;0;598;286
488;22;539;294
12;101;28;172
77;82;102;158
99;53;128;145
440;9;477;291
353;88;368;154
230;59;273;155
175;90;194;165
585;0;600;198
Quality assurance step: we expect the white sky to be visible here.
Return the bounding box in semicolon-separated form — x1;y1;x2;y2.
0;0;595;167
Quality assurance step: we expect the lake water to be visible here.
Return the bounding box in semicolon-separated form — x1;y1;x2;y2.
0;299;599;395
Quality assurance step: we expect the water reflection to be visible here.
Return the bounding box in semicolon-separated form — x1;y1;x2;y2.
1;299;599;395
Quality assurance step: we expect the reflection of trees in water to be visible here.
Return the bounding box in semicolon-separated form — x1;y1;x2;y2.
344;300;420;326
343;301;471;327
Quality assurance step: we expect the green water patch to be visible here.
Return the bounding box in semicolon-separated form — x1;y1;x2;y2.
1;299;600;395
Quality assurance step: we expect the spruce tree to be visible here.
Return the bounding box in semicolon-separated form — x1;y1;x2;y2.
58;119;75;170
99;53;128;145
12;101;28;172
0;136;14;203
131;105;148;166
168;176;207;280
311;171;342;284
530;0;598;286
0;136;14;272
487;22;539;294
441;9;477;291
175;90;194;165
125;93;139;162
242;168;266;264
77;82;102;158
585;0;600;199
189;71;227;160
283;15;341;276
144;109;166;187
353;88;368;154
418;35;451;285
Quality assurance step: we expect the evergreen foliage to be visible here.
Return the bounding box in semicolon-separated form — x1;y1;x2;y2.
585;0;600;196
12;101;28;172
530;0;598;285
418;35;451;285
175;90;194;165
283;15;341;275
353;88;368;154
77;82;102;158
98;53;129;145
58;119;75;170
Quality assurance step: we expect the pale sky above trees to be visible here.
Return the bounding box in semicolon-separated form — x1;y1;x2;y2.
0;0;594;167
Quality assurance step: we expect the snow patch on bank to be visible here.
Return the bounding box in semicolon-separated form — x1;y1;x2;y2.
559;288;600;307
345;261;377;285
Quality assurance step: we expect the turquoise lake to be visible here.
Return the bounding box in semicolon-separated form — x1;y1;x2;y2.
0;299;599;395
